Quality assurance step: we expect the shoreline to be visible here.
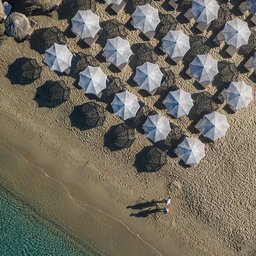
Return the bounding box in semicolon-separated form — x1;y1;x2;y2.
0;105;183;256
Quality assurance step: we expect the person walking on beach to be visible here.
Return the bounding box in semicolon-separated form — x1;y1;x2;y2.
164;197;171;214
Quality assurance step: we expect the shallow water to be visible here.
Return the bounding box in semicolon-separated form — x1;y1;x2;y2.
0;186;99;256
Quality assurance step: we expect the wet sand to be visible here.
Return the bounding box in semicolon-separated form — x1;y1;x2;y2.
0;1;256;255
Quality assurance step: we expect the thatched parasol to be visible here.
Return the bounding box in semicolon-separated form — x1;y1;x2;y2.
69;102;105;130
158;69;176;95
21;58;42;81
210;4;232;32
71;52;98;77
5;12;34;41
100;19;127;45
189;92;219;121
160;125;185;151
126;0;152;13
39;26;67;51
184;35;209;63
58;0;96;20
217;61;239;84
10;0;62;15
130;43;158;68
135;146;167;172
101;77;126;102
104;123;135;151
129;104;151;130
157;14;178;40
0;1;4;22
241;31;256;56
35;80;70;108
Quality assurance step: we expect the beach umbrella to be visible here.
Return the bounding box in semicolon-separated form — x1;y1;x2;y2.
221;81;253;112
143;114;171;142
161;30;190;63
163;89;194;118
135;146;167;172
247;0;256;15
163;126;185;150
44;43;73;73
70;102;105;130
5;12;34;41
71;10;101;41
105;123;135;150
111;90;140;120
191;0;220;25
105;0;123;4
134;62;163;95
103;36;133;70
195;111;229;141
131;4;160;38
189;92;219;120
189;54;218;87
222;18;251;49
175;137;205;166
37;26;67;52
217;60;239;84
71;52;98;76
78;66;107;97
130;43;157;67
35;80;70;108
21;58;42;81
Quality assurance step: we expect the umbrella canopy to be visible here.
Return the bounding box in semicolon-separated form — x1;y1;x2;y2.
195;111;229;141
189;54;218;86
222;18;251;49
221;81;253;111
131;4;160;35
44;43;73;73
135;146;167;172
247;0;256;15
175;137;205;166
162;30;190;61
103;36;133;68
71;10;101;40
5;12;32;41
157;14;177;40
163;89;194;118
134;62;163;95
105;123;135;150
78;66;107;97
143;114;171;142
111;91;140;120
35;80;70;108
191;0;220;25
105;0;123;4
21;58;42;81
70;102;105;129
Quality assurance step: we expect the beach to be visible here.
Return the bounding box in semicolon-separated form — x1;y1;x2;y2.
0;1;256;255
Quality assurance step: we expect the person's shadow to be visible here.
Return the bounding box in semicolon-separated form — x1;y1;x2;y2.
127;199;166;218
130;208;163;218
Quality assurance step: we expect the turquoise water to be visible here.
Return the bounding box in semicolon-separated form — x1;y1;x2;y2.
0;187;100;256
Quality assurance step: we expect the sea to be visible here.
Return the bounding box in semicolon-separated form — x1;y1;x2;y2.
0;186;100;256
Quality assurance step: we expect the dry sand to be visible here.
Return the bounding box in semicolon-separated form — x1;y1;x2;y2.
0;1;255;255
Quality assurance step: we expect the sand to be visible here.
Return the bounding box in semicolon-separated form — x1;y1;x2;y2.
0;1;255;255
